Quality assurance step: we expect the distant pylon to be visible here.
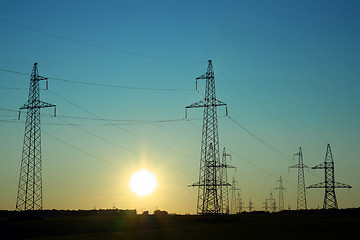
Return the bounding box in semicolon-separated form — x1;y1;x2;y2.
248;198;253;212
263;198;269;212
272;198;277;212
186;60;228;215
289;147;308;210
307;144;352;209
237;191;243;213
16;63;56;211
274;176;286;211
220;148;235;214
268;191;276;212
230;177;240;214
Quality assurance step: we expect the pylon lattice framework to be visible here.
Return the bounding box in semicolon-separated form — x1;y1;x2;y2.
248;198;253;212
307;144;352;209
220;148;235;214
230;177;240;214
289;147;308;210
186;60;228;215
15;63;56;211
274;176;285;211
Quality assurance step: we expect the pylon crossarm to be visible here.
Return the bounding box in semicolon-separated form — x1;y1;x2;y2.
334;182;352;188
307;182;326;188
312;162;327;169
186;99;227;109
20;101;56;109
196;73;211;80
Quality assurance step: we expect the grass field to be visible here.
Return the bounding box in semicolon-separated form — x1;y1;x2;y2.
1;209;359;239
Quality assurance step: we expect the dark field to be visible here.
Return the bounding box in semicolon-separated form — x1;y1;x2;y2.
1;209;359;239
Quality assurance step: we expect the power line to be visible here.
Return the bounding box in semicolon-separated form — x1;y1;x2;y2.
42;130;186;187
49;89;199;162
218;71;326;144
0;18;206;64
194;90;293;162
0;67;194;92
0;86;27;90
227;115;293;162
56;116;196;178
0;107;202;125
186;119;296;186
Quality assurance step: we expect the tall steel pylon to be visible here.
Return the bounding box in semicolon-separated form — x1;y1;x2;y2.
186;60;228;215
307;144;352;209
289;147;308;210
16;63;56;211
263;198;269;212
248;198;253;212
220;148;235;214
237;191;243;213
274;176;285;211
268;191;276;212
230;177;240;214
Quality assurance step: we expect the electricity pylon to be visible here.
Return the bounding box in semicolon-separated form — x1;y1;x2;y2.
230;177;240;214
289;147;308;210
274;176;285;211
220;148;235;214
263;198;269;212
16;63;56;211
307;144;352;209
186;60;228;215
272;198;277;212
268;192;276;212
237;191;243;213
248;198;253;212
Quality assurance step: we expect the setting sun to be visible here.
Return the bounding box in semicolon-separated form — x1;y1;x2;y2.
129;169;157;196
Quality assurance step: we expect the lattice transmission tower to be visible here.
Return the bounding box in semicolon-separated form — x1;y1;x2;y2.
289;147;308;210
248;198;253;212
220;148;235;214
15;63;56;211
237;190;243;213
307;144;352;209
274;176;286;211
230;177;240;214
186;60;228;215
268;191;277;212
263;198;269;212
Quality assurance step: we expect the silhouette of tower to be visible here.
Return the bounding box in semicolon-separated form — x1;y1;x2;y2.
248;198;253;212
230;177;240;214
272;198;277;212
237;191;243;213
16;63;56;211
220;148;235;214
307;144;352;209
289;147;308;210
268;191;275;212
186;60;228;215
274;176;285;211
263;198;269;212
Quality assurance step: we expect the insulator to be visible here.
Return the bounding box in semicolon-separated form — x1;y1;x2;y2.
226;107;228;116
46;80;48;90
195;80;198;91
185;109;187;119
18;111;21;120
54;107;56;117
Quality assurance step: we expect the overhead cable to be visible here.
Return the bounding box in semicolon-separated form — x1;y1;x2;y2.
0;18;206;64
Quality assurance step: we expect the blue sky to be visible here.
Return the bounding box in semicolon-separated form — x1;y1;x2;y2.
0;0;359;213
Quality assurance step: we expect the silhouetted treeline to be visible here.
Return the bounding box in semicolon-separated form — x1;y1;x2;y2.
0;209;136;219
0;208;359;219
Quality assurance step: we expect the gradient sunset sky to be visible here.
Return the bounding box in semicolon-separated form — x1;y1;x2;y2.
0;0;359;214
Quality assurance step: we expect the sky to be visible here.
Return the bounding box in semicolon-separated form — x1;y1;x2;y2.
0;0;359;214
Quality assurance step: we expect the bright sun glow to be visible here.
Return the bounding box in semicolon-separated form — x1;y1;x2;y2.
130;169;157;196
